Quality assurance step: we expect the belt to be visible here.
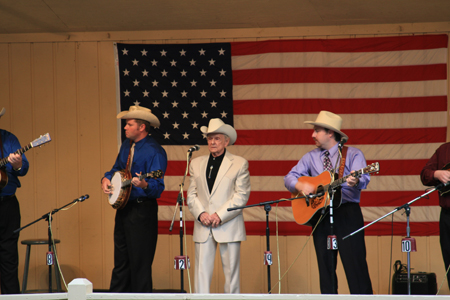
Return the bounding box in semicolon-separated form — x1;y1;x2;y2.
129;197;155;204
0;194;16;202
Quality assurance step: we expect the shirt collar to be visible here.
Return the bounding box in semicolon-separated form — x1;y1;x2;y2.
321;143;339;157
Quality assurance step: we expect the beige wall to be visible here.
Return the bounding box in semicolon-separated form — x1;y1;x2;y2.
0;22;449;294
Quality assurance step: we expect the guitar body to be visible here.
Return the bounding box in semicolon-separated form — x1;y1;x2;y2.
0;168;8;190
291;171;342;226
108;169;132;209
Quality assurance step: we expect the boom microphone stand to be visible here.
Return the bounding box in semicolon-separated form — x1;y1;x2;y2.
169;145;199;293
343;183;448;295
14;194;89;293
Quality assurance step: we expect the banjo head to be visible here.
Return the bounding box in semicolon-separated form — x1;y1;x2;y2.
108;172;123;205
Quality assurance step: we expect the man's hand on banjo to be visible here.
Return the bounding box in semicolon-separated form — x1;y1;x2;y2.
101;177;113;194
131;172;149;190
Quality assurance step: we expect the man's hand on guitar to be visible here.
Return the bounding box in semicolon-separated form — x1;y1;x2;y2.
346;171;360;187
131;172;149;189
435;170;450;185
101;178;113;194
8;153;22;170
295;180;315;196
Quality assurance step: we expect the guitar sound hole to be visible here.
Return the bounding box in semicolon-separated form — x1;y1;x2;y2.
311;186;325;209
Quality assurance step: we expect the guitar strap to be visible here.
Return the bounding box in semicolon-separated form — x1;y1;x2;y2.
338;146;348;179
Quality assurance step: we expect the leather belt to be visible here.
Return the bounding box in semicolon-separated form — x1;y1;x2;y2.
129;197;155;204
0;194;16;202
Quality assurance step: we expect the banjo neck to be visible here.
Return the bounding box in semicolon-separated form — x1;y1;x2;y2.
121;170;163;188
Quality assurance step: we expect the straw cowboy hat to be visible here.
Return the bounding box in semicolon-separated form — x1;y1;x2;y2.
0;107;5;118
117;105;160;128
304;111;348;140
201;118;237;145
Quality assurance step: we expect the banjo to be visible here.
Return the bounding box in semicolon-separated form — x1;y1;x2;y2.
108;169;163;209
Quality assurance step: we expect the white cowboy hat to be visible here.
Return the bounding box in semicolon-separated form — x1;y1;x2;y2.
201;118;237;145
0;107;5;117
117;105;160;128
304;111;348;140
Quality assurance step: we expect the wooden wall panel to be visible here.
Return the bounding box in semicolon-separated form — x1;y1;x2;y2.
75;41;104;288
0;24;448;295
53;41;81;289
97;41;119;289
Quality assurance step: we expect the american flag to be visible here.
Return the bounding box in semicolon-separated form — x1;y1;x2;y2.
115;34;448;236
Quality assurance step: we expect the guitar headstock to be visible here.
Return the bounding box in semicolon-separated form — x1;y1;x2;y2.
31;133;52;148
362;162;380;175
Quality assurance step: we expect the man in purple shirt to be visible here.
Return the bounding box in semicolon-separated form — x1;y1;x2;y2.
284;111;372;294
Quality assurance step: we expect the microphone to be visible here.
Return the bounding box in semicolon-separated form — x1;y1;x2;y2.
77;194;89;202
338;137;348;148
187;145;200;153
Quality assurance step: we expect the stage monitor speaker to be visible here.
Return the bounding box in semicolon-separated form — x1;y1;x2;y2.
392;272;437;295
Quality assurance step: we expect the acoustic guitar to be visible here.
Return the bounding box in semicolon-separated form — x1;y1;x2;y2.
291;162;380;226
0;133;52;190
108;169;163;209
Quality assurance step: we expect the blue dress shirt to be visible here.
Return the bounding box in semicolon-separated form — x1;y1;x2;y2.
0;130;29;196
104;135;167;200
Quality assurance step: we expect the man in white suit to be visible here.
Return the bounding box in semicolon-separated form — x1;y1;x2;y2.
187;118;251;293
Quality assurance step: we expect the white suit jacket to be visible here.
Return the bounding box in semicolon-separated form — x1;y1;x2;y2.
187;150;251;243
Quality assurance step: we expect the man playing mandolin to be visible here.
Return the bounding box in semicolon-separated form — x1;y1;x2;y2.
0;107;29;294
101;104;167;293
421;143;450;288
284;111;372;294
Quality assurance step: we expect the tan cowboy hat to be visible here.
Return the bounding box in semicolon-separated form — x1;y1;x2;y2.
0;107;5;117
304;111;348;139
117;105;160;128
201;118;237;145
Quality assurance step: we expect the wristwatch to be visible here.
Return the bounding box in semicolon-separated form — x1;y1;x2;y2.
142;183;148;190
14;167;21;172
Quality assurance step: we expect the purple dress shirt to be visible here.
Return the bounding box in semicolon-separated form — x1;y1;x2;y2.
284;143;370;204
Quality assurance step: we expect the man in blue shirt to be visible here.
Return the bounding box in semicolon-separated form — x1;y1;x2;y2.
284;111;372;294
0;107;29;294
101;105;167;293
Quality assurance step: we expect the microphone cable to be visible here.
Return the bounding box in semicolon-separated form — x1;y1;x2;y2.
268;197;324;294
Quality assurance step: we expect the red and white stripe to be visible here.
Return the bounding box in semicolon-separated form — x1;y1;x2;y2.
158;35;448;236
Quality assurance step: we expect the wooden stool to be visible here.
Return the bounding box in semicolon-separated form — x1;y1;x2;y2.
21;239;62;293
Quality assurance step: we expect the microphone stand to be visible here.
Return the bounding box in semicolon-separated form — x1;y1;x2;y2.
228;194;311;293
169;150;194;293
326;140;345;294
343;184;446;295
14;195;89;293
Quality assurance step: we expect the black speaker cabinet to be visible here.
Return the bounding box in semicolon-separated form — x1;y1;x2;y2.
392;272;437;295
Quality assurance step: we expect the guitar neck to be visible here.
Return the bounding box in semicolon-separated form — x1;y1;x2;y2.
0;143;32;168
330;170;362;189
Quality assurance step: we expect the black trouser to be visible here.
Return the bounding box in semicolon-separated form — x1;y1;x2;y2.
110;199;158;293
0;195;21;294
440;208;450;288
313;202;373;294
